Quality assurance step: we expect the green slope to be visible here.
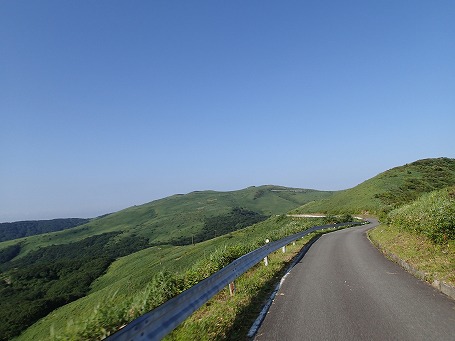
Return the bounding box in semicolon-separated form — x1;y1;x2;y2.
1;185;332;258
16;215;330;341
0;186;332;339
291;157;455;216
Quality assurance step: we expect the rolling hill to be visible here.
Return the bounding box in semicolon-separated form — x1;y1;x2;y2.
1;185;332;258
291;157;455;216
3;158;455;340
0;185;332;339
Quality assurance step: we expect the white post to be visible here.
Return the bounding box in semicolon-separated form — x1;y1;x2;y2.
228;281;235;296
264;239;270;266
282;245;286;253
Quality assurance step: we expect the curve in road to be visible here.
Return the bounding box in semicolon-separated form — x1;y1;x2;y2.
254;220;455;341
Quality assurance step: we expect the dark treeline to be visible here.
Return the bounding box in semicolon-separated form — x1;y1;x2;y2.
171;207;269;246
0;218;90;242
0;244;21;264
0;232;149;340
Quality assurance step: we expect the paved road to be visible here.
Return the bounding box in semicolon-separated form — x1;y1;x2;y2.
255;220;455;341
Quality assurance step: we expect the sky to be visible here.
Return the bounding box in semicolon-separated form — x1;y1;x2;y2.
1;1;454;222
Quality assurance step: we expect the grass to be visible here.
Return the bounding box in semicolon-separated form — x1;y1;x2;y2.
291;157;455;216
368;185;455;288
387;186;455;243
368;224;455;286
16;216;330;340
1;185;333;258
9;158;455;340
166;234;316;340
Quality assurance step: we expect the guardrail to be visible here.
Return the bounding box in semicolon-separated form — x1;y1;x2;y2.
107;221;361;341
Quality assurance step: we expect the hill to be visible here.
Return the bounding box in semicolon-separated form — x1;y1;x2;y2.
5;158;455;340
291;158;455;216
1;185;332;258
0;185;332;339
0;218;89;242
15;215;336;341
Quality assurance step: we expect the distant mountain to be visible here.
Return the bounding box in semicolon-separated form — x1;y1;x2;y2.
0;218;90;242
291;157;455;216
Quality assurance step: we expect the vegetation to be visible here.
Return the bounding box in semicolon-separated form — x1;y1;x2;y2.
0;186;332;259
368;224;454;287
387;186;455;243
0;232;149;340
170;207;269;246
0;244;21;263
0;218;89;242
16;215;333;340
168;234;318;340
6;158;455;340
368;186;454;292
0;185;332;340
291;157;455;217
47;217;346;340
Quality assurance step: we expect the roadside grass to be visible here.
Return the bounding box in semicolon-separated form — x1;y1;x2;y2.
368;224;455;286
165;234;316;340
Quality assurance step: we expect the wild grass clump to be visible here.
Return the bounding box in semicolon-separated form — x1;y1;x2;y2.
387;186;455;243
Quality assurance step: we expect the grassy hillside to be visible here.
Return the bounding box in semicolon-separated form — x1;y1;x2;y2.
6;158;455;340
292;158;455;216
0;185;332;258
0;186;332;340
17;215;333;340
387;186;455;243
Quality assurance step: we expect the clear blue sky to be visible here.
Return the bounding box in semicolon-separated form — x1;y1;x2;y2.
1;1;454;222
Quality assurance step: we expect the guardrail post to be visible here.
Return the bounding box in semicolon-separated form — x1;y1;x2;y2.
264;239;270;266
228;281;235;296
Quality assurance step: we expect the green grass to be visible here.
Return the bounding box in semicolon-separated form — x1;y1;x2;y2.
368;185;455;288
17;216;329;340
166;234;318;340
1;186;332;340
1;185;332;258
368;224;455;287
291;157;455;216
387;186;455;243
8;158;455;340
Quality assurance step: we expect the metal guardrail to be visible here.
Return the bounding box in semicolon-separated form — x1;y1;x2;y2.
107;221;361;341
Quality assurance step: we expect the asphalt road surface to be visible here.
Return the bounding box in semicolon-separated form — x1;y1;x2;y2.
254;220;455;341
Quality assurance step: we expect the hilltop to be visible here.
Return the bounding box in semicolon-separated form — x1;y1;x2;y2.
291;157;455;216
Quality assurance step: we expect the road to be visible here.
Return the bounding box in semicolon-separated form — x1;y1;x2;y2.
254;220;455;341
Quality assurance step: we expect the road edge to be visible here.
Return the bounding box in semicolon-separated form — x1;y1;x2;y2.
246;234;322;339
366;228;455;301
